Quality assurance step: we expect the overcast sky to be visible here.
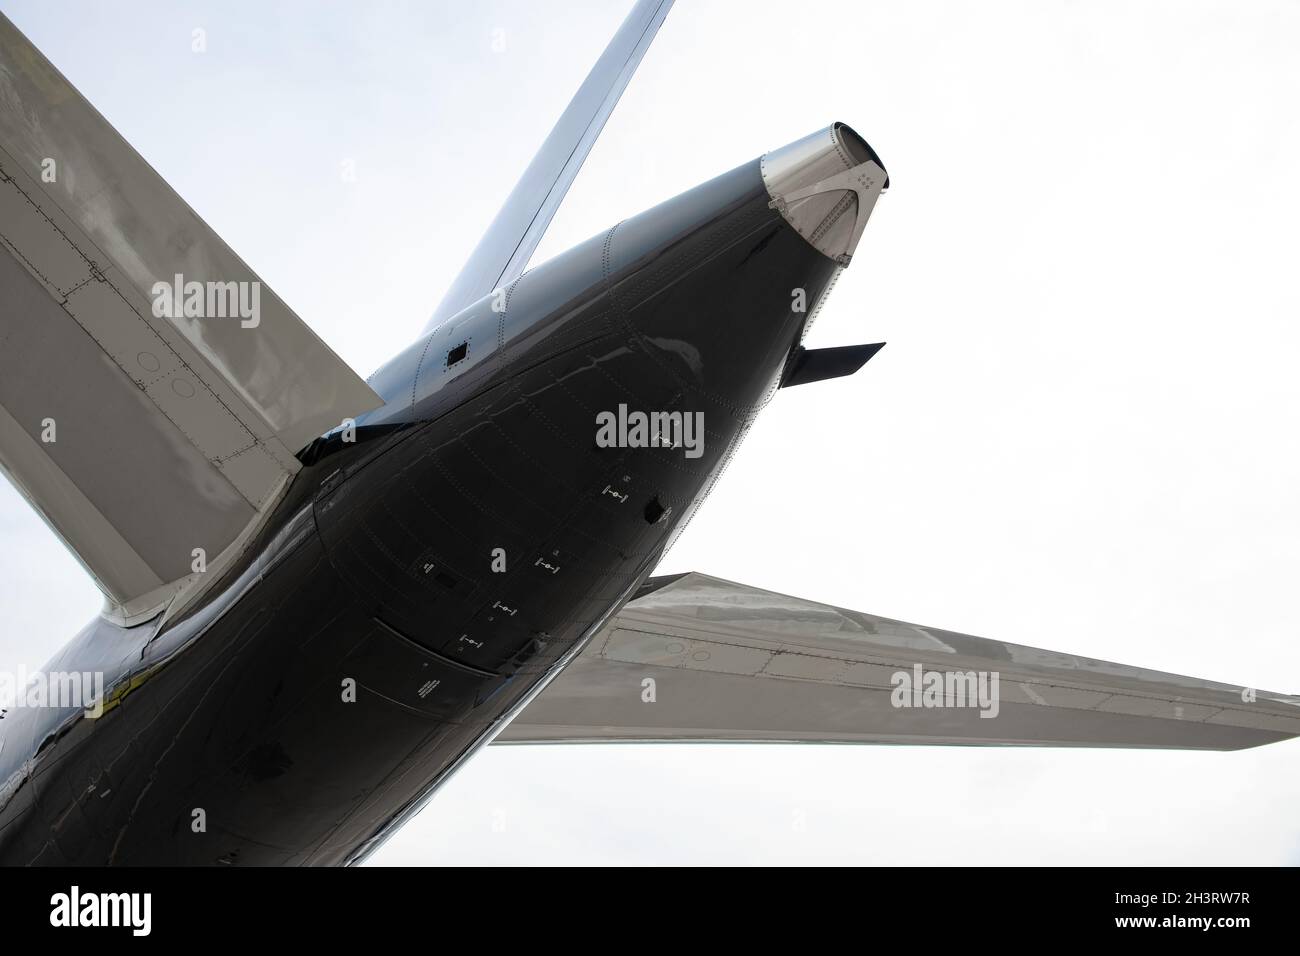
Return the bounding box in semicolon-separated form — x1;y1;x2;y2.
2;0;1299;864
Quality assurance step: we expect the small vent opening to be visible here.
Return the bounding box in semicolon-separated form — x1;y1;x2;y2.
644;496;670;524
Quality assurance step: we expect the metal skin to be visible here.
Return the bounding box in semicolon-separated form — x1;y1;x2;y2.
0;156;846;865
0;8;385;623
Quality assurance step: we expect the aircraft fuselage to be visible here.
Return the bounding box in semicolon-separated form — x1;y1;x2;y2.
0;159;841;864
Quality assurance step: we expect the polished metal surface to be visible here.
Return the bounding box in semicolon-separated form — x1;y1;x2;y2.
760;122;887;266
499;572;1300;749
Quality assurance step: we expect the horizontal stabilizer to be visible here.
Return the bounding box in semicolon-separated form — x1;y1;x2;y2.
0;14;382;621
499;572;1300;750
780;343;884;388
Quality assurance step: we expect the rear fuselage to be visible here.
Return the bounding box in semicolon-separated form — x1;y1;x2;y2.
0;158;840;864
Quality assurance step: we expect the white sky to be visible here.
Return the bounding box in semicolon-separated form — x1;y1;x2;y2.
2;0;1299;864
